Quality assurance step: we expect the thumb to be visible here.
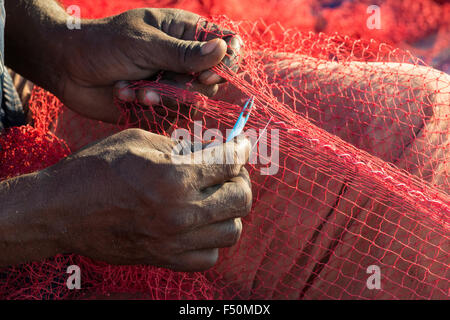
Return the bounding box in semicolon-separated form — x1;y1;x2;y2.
194;136;252;188
152;31;228;74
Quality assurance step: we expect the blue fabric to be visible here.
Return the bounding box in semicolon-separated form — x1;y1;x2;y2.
0;0;26;132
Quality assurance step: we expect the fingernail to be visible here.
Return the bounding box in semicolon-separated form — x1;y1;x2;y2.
144;90;160;105
115;81;134;101
232;35;244;49
119;88;134;101
116;81;129;89
201;39;220;56
118;88;134;101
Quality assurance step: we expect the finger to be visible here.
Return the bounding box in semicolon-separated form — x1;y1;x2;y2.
137;87;190;122
117;75;216;132
153;8;201;40
163;167;252;231
171;248;219;271
197;167;252;223
113;81;137;102
137;87;161;106
158;11;244;75
197;69;222;85
221;34;244;73
187;136;251;188
134;74;219;131
174;218;243;252
137;84;218;109
162;71;220;97
136;74;219;109
151;30;228;74
198;34;244;85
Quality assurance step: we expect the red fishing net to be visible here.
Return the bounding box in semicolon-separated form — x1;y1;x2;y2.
0;0;449;299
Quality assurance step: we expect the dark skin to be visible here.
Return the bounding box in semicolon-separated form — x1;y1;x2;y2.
0;129;252;270
5;2;242;122
0;1;250;271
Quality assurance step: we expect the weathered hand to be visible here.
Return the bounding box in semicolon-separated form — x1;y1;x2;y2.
45;129;252;271
57;8;243;123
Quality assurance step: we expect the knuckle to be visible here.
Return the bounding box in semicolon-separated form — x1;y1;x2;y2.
223;219;242;246
225;164;241;178
175;40;197;71
232;179;252;216
121;146;145;165
169;165;196;190
164;11;186;38
167;8;184;17
170;8;187;21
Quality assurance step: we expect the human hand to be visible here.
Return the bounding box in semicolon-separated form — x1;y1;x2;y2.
57;8;243;123
46;129;252;271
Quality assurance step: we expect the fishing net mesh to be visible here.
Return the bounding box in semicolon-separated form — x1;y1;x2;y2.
0;0;449;299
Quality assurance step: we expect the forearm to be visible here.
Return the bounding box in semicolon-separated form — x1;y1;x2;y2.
4;0;69;93
0;170;64;266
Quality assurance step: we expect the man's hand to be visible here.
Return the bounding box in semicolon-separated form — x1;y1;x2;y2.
31;129;251;271
5;3;242;123
59;8;243;123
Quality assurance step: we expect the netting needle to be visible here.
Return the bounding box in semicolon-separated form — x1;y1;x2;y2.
226;96;255;142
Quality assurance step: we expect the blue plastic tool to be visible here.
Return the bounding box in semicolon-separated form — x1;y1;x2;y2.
226;96;254;142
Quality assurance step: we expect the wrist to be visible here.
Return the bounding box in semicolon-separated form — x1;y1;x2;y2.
0;170;67;266
36;153;114;257
4;1;71;95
